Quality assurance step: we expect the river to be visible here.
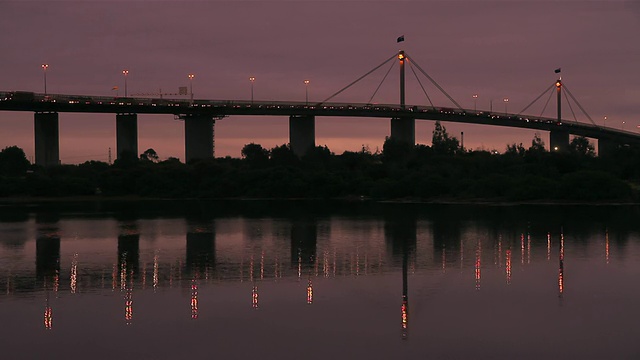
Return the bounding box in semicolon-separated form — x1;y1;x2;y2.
1;200;639;359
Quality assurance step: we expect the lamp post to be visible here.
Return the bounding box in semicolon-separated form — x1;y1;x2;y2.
304;79;310;105
604;116;607;128
249;76;255;104
622;121;626;131
188;74;195;103
122;70;129;97
472;94;478;112
503;97;509;115
41;64;49;95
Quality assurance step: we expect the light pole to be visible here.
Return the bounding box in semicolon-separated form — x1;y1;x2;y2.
304;79;310;105
249;76;255;104
503;97;509;115
472;94;478;112
622;121;626;130
41;64;49;95
188;74;195;103
122;69;129;97
604;116;607;128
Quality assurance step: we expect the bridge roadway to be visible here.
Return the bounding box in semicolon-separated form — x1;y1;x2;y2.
1;91;639;164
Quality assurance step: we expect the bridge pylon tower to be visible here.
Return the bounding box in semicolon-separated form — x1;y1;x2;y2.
550;78;569;152
390;50;415;145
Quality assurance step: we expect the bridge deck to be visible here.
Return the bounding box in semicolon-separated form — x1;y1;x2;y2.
1;91;638;143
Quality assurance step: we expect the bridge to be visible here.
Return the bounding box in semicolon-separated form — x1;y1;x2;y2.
1;51;638;166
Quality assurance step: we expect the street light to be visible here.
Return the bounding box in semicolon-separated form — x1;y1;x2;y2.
122;69;129;97
604;116;607;127
622;121;626;130
472;94;478;112
503;97;509;115
304;79;310;105
249;76;255;104
41;64;49;95
188;74;195;103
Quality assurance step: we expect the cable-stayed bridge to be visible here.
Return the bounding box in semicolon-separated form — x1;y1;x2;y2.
1;51;638;166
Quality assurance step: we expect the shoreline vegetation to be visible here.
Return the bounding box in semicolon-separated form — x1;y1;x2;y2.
1;122;639;203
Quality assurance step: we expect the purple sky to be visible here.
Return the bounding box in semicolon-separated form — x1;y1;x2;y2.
1;0;639;163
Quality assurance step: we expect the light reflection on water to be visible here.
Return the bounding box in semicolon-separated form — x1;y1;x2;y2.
1;201;640;359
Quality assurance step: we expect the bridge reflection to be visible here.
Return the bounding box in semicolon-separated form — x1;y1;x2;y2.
0;203;638;333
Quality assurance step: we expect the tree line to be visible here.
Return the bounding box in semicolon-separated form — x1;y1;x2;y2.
1;121;639;202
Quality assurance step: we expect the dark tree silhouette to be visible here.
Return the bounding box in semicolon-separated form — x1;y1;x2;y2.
569;136;595;157
241;143;270;164
382;136;413;163
0;146;30;175
506;143;526;157
431;121;460;155
270;144;297;166
140;148;159;162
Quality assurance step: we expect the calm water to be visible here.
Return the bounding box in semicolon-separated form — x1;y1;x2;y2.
1;200;639;360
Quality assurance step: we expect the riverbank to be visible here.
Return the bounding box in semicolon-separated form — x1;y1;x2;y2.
0;194;637;206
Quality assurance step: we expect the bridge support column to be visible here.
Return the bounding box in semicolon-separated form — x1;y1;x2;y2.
391;117;415;145
289;115;315;157
550;129;569;153
116;114;138;160
185;114;215;162
598;137;618;158
34;112;59;166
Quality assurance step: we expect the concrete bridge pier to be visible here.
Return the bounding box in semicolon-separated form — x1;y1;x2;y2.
185;114;215;162
550;129;569;153
289;115;315;157
391;117;415;145
116;113;138;159
34;112;59;166
598;137;618;157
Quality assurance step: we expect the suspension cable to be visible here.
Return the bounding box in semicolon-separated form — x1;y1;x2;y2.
562;90;578;123
408;61;435;109
405;54;463;110
368;59;396;104
318;54;397;105
518;83;555;115
563;84;597;126
539;86;555;118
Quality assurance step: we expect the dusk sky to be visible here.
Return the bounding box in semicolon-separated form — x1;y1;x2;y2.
1;0;639;163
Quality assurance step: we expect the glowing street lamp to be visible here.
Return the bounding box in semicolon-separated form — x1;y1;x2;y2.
622;121;626;130
304;79;310;105
249;76;255;104
41;64;49;95
472;94;478;112
604;116;607;127
503;97;509;115
188;74;195;103
122;70;129;97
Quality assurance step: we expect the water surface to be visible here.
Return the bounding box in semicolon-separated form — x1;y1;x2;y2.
1;201;639;359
